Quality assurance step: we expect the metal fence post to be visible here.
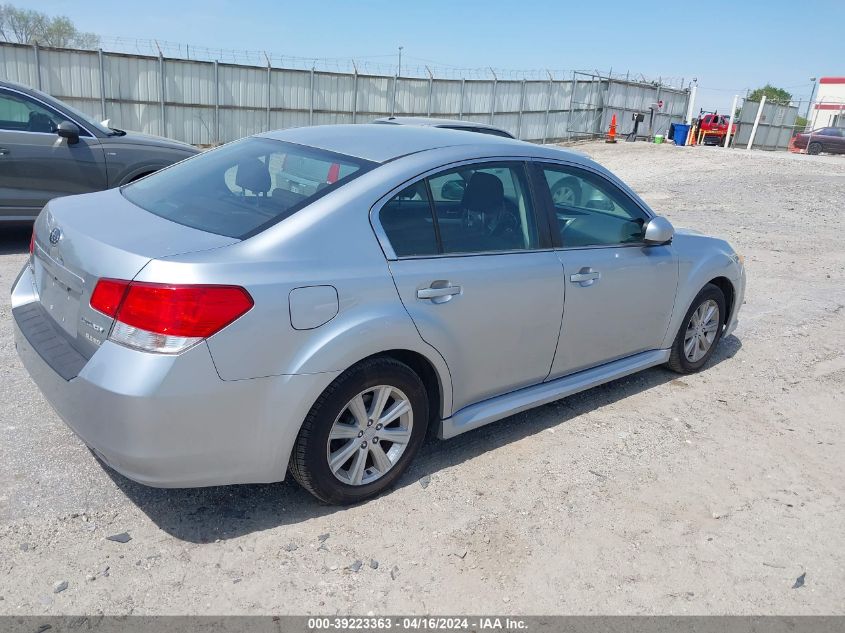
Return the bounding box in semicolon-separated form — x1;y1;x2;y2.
214;60;220;145
516;78;526;140
542;71;553;144
98;48;106;121
746;95;766;150
426;66;433;117
265;53;271;132
352;68;359;124
653;81;662;136
724;94;739;148
33;42;42;90
158;52;166;137
458;78;465;120
391;75;398;116
622;76;630;125
568;71;577;140
489;68;497;125
309;67;315;125
685;84;697;124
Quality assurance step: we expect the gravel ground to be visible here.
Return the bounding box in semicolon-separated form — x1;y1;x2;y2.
0;142;842;615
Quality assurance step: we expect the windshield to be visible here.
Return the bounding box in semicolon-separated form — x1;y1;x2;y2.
122;137;375;239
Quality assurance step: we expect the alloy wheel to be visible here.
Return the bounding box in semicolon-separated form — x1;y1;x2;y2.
683;299;720;362
326;385;414;486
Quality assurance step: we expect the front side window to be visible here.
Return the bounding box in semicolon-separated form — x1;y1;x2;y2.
123;137;374;239
0;90;70;134
540;164;649;247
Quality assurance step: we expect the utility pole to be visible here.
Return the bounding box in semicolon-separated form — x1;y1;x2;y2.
806;77;818;129
398;46;403;78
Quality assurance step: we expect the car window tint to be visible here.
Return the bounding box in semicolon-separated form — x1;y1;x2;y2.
380;182;439;257
426;162;538;254
540;165;648;247
0;91;68;133
123;137;374;239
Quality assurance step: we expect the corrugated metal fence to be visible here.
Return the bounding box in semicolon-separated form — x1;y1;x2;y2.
1;41;689;146
733;99;798;151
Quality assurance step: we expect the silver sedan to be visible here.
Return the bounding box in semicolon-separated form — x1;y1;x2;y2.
11;124;745;504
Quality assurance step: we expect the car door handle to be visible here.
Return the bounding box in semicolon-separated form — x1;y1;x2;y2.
0;148;9;156
570;268;601;287
417;283;462;303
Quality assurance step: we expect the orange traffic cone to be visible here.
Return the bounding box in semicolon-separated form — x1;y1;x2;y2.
606;114;617;143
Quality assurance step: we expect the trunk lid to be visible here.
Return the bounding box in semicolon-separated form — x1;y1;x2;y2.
32;188;238;359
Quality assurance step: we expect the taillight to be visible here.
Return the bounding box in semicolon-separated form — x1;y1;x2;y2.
90;278;131;317
90;279;254;354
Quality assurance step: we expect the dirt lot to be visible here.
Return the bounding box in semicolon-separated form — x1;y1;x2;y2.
0;142;843;616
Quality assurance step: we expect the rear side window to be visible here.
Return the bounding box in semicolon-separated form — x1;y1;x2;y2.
378;161;539;257
123;137;374;239
380;183;439;257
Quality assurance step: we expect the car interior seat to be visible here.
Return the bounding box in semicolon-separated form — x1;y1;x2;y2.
27;112;55;133
451;172;523;251
234;158;271;196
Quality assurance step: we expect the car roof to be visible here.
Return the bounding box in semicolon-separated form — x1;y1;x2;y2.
372;116;512;134
0;79;49;100
260;124;529;163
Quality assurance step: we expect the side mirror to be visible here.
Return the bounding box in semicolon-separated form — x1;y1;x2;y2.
643;216;674;245
57;120;80;145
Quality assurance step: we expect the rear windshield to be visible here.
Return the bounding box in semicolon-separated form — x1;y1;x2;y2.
122;137;374;239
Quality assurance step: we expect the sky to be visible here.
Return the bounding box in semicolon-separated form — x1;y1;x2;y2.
20;0;845;113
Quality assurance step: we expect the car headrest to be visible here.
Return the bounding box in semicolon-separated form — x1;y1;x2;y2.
28;112;55;133
462;172;504;212
235;158;271;194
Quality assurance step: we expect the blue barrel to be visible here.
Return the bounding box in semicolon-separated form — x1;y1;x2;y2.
673;123;690;146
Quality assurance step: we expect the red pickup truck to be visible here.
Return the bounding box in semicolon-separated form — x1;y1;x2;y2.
697;113;738;146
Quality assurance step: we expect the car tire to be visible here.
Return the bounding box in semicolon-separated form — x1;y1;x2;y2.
807;142;822;155
667;283;726;374
290;356;429;504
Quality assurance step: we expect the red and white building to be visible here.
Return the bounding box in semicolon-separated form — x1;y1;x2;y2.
811;77;845;128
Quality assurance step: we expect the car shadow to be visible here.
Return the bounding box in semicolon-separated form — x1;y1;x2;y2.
0;225;32;255
107;334;742;542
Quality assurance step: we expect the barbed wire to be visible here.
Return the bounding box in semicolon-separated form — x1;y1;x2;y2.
90;35;686;88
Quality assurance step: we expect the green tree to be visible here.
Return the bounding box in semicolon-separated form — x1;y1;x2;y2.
0;4;99;49
748;84;793;104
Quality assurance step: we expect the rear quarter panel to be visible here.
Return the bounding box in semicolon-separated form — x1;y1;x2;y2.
134;166;455;416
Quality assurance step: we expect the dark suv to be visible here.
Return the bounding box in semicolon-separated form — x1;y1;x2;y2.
0;80;198;223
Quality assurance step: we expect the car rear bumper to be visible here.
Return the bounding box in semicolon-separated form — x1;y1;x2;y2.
12;263;339;488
